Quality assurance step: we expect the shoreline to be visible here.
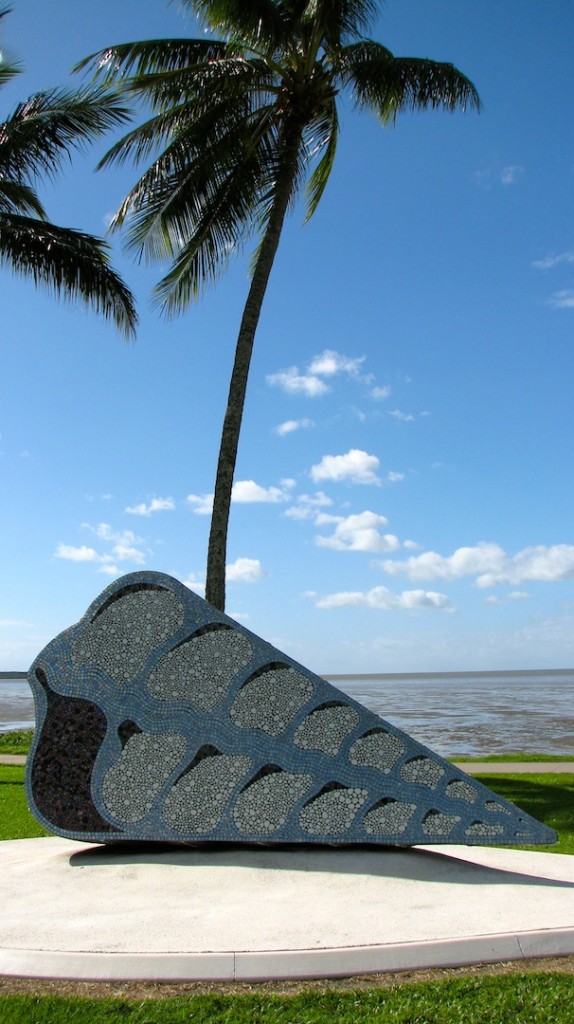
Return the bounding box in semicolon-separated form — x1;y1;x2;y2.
324;668;574;681
1;668;573;683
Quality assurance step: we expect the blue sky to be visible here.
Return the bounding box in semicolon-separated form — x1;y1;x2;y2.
2;0;574;674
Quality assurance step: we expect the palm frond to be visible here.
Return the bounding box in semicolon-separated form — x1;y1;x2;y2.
0;5;21;87
0;86;132;182
298;0;379;44
339;41;480;121
148;112;280;311
0;56;20;89
181;0;288;51
0;215;137;337
304;98;338;220
75;38;228;83
0;178;45;216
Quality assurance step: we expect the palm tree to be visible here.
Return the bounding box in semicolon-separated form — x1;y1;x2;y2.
79;0;480;609
0;8;137;337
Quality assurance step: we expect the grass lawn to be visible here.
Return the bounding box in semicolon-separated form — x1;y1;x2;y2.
455;752;574;762
0;729;33;755
2;971;574;1023
0;764;49;839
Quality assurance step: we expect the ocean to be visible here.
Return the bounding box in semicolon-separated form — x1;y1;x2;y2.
1;669;573;758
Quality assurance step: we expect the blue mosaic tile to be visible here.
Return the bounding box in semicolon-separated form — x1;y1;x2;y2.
25;571;556;847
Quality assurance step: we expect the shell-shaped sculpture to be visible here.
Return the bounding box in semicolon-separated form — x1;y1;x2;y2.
26;572;556;847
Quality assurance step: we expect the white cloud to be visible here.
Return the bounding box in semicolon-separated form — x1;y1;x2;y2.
267;366;329;397
0;619;32;628
275;418;315;436
386;471;405;483
56;544;100;562
183;573;206;597
380;542;574;589
500;164;524;185
547;289;574;309
307;349;365;378
187;493;213;515
226;557;264;583
231;480;292;503
316;511;400;553
316;586;453;611
371;385;391;400
99;564;120;577
125;497;175;516
389;409;415;422
113;542;146;564
485;591;530;605
59;523;147;568
299;491;333;508
311;448;381;485
532;250;574;270
284;491;333;521
84;524;146;564
284;505;313;521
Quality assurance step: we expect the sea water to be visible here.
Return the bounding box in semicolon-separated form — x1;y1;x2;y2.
1;670;573;757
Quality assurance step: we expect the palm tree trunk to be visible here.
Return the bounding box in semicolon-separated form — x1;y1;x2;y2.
205;125;303;610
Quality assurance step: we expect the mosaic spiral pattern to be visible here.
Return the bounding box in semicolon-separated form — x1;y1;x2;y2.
233;770;312;834
364;799;416;836
148;628;252;709
25;571;557;848
294;704;359;755
446;779;478;803
349;729;405;773
422;810;462;836
230;666;314;735
163;752;252;833
300;786;368;835
103;731;186;823
72;588;184;685
400;756;445;789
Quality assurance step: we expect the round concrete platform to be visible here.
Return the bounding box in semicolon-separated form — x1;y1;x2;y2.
2;837;574;982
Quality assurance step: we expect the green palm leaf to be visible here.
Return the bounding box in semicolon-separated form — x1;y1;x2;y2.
0;215;137;337
0;9;137;335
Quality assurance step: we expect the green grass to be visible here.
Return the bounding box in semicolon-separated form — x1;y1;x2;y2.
3;973;574;1024
454;752;574;762
0;765;49;840
474;772;574;854
0;729;33;755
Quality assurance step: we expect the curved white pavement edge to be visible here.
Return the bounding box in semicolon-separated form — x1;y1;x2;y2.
1;838;574;981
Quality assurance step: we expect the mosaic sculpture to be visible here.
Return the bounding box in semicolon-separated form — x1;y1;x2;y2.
26;571;556;847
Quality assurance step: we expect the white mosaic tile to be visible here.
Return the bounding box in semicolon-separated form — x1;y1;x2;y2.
464;821;506;837
230;666;314;735
102;731;186;823
364;799;416;835
485;800;512;815
163;753;251;833
299;787;368;835
422;810;462;836
294;704;359;756
349;729;405;773
148;628;252;709
72;589;184;685
446;779;478;803
233;770;312;834
400;756;444;789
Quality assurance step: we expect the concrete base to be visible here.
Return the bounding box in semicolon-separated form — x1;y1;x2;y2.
2;837;574;982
